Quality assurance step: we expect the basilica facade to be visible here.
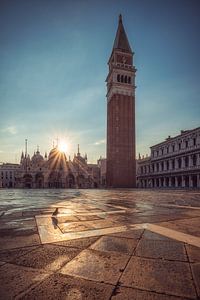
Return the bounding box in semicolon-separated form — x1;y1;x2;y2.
0;146;100;189
137;127;200;189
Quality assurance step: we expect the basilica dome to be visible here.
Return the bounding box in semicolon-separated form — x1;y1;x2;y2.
31;150;44;165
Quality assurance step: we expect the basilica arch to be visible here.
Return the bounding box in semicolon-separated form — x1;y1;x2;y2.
23;174;33;188
35;173;44;188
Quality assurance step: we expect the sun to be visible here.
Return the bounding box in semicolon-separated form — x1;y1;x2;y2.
58;140;68;153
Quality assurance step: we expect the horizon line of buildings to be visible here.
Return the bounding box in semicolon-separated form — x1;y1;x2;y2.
1;126;200;189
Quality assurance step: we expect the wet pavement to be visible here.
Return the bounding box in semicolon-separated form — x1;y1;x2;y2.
0;189;200;299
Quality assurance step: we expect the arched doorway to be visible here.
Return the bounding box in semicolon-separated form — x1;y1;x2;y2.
35;173;44;188
48;172;62;188
192;175;197;188
185;176;189;188
68;174;75;188
23;174;33;188
77;175;85;188
177;176;182;187
171;177;175;187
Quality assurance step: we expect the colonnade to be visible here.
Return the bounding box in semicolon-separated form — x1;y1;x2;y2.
139;174;200;189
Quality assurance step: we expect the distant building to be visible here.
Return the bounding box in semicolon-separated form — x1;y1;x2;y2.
0;163;20;188
137;127;200;188
106;15;136;187
1;145;100;189
98;157;107;187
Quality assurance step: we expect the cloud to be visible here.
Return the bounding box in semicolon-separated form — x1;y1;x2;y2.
94;139;105;146
1;126;17;135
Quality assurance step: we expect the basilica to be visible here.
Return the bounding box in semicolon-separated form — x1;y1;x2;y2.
2;145;100;189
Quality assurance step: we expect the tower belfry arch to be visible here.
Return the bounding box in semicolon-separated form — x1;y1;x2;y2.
106;15;136;187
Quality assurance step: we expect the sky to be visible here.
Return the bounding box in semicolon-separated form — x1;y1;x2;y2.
0;0;200;163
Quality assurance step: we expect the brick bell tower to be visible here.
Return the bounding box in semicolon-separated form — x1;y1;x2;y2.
106;14;136;188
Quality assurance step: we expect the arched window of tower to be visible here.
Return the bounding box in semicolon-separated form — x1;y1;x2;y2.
117;74;120;82
121;75;124;82
125;75;127;83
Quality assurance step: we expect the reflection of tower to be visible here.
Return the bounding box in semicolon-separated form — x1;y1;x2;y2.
106;15;136;187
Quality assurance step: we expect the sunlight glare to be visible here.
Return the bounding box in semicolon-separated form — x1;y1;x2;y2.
58;140;68;153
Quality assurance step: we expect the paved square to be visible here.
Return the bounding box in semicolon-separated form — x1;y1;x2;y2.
0;189;200;299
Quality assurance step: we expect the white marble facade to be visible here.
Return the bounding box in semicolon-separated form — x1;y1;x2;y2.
137;127;200;189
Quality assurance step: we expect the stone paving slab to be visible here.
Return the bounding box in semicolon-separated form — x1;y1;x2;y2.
11;244;81;272
108;229;144;239
76;214;104;221
90;236;138;255
135;239;188;261
21;273;114;300
60;249;130;285
191;263;200;298
0;245;39;263
111;286;188;300
142;230;172;241
120;256;197;299
0;233;41;250
158;217;200;237
186;244;200;263
52;236;100;249
0;263;49;299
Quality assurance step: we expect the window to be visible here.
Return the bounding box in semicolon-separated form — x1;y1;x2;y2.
121;75;124;83
193;138;196;146
156;163;159;172
124;75;127;83
185;140;188;148
128;77;131;84
172;145;175;152
117;74;120;82
178;143;181;150
172;159;175;169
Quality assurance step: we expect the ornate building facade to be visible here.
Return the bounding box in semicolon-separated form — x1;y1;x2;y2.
106;15;136;187
0;145;100;189
137;127;200;188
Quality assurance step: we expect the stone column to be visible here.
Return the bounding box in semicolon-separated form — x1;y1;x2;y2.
175;177;178;188
189;155;193;168
175;159;178;170
189;175;193;188
159;178;161;188
182;176;185;188
181;157;185;169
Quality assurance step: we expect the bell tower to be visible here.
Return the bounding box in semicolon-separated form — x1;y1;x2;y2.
106;14;136;188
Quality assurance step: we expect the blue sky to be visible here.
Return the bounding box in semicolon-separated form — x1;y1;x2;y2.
0;0;200;163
